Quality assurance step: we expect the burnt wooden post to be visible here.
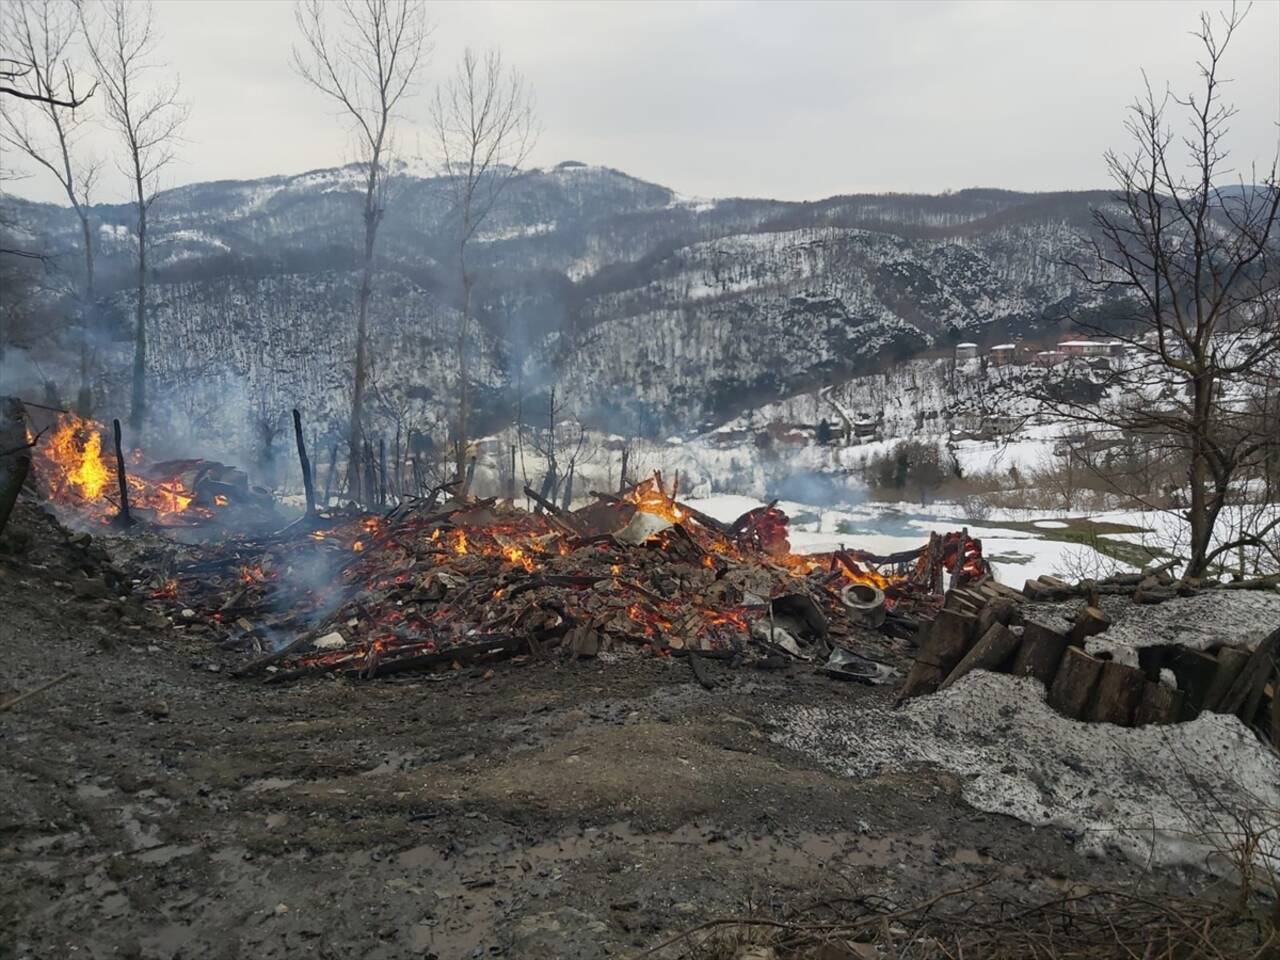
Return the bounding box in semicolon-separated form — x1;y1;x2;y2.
112;418;133;527
507;444;516;504
321;443;338;508
393;425;401;502
618;447;629;493
292;409;315;517
378;436;387;506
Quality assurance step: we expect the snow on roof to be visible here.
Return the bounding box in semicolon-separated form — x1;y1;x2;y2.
991;343;1016;350
956;342;978;348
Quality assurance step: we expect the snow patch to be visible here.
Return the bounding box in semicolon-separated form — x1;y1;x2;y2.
773;671;1280;872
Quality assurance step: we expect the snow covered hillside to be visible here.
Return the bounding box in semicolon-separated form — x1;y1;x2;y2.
1;164;1120;449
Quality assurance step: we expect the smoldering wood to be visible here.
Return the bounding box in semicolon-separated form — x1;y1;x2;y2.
112;418;133;527
292;410;315;517
1048;646;1104;720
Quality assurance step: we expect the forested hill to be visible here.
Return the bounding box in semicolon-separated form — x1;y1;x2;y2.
2;162;1115;444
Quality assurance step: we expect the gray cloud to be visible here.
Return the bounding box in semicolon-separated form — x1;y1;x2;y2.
5;0;1278;204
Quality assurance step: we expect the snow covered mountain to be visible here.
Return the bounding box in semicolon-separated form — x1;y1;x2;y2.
2;161;1116;450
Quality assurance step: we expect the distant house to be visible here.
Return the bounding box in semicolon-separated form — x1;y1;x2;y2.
989;343;1017;365
955;342;979;361
1034;349;1065;366
1059;339;1124;358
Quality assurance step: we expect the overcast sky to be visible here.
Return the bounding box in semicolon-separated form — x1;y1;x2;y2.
5;0;1279;205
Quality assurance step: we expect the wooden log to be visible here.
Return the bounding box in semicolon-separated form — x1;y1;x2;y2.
1202;646;1252;713
1068;605;1110;646
940;623;1020;689
1164;646;1220;719
1217;628;1280;718
1047;646;1104;720
1023;579;1053;601
899;610;976;699
1038;575;1075;597
1089;661;1146;726
1010;620;1069;685
977;598;1018;637
292;409;315;517
111;418;133;527
1134;681;1182;726
687;651;716;690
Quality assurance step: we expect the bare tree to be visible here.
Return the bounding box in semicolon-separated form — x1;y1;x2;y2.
1030;4;1280;578
1;0;102;415
432;47;537;480
80;0;186;431
292;0;429;503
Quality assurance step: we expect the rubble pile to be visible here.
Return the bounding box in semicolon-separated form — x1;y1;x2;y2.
128;476;988;684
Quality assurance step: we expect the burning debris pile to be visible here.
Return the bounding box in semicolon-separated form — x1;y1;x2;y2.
30;412;277;530
133;475;986;684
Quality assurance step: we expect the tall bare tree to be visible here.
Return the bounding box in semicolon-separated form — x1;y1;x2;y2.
293;0;429;502
1033;3;1280;577
432;47;536;480
1;0;102;415
80;0;186;431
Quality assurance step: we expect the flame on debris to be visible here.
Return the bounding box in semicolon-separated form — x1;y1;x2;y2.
45;416;110;501
34;413;236;526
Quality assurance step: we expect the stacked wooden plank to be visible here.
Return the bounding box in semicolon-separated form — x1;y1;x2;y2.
900;583;1278;745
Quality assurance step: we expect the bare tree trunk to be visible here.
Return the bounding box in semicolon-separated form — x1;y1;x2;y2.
130;173;146;431
349;213;376;500
76;212;95;416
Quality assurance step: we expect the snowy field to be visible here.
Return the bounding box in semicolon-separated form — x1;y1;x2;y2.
683;493;1143;585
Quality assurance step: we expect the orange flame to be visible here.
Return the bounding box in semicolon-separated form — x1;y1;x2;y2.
44;416;109;501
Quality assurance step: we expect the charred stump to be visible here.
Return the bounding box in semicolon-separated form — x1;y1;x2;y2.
111;418;133;527
292;409;315;517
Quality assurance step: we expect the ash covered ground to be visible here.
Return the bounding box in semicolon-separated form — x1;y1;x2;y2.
1;498;1275;960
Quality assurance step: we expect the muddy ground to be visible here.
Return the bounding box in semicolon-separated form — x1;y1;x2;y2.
0;502;1219;959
